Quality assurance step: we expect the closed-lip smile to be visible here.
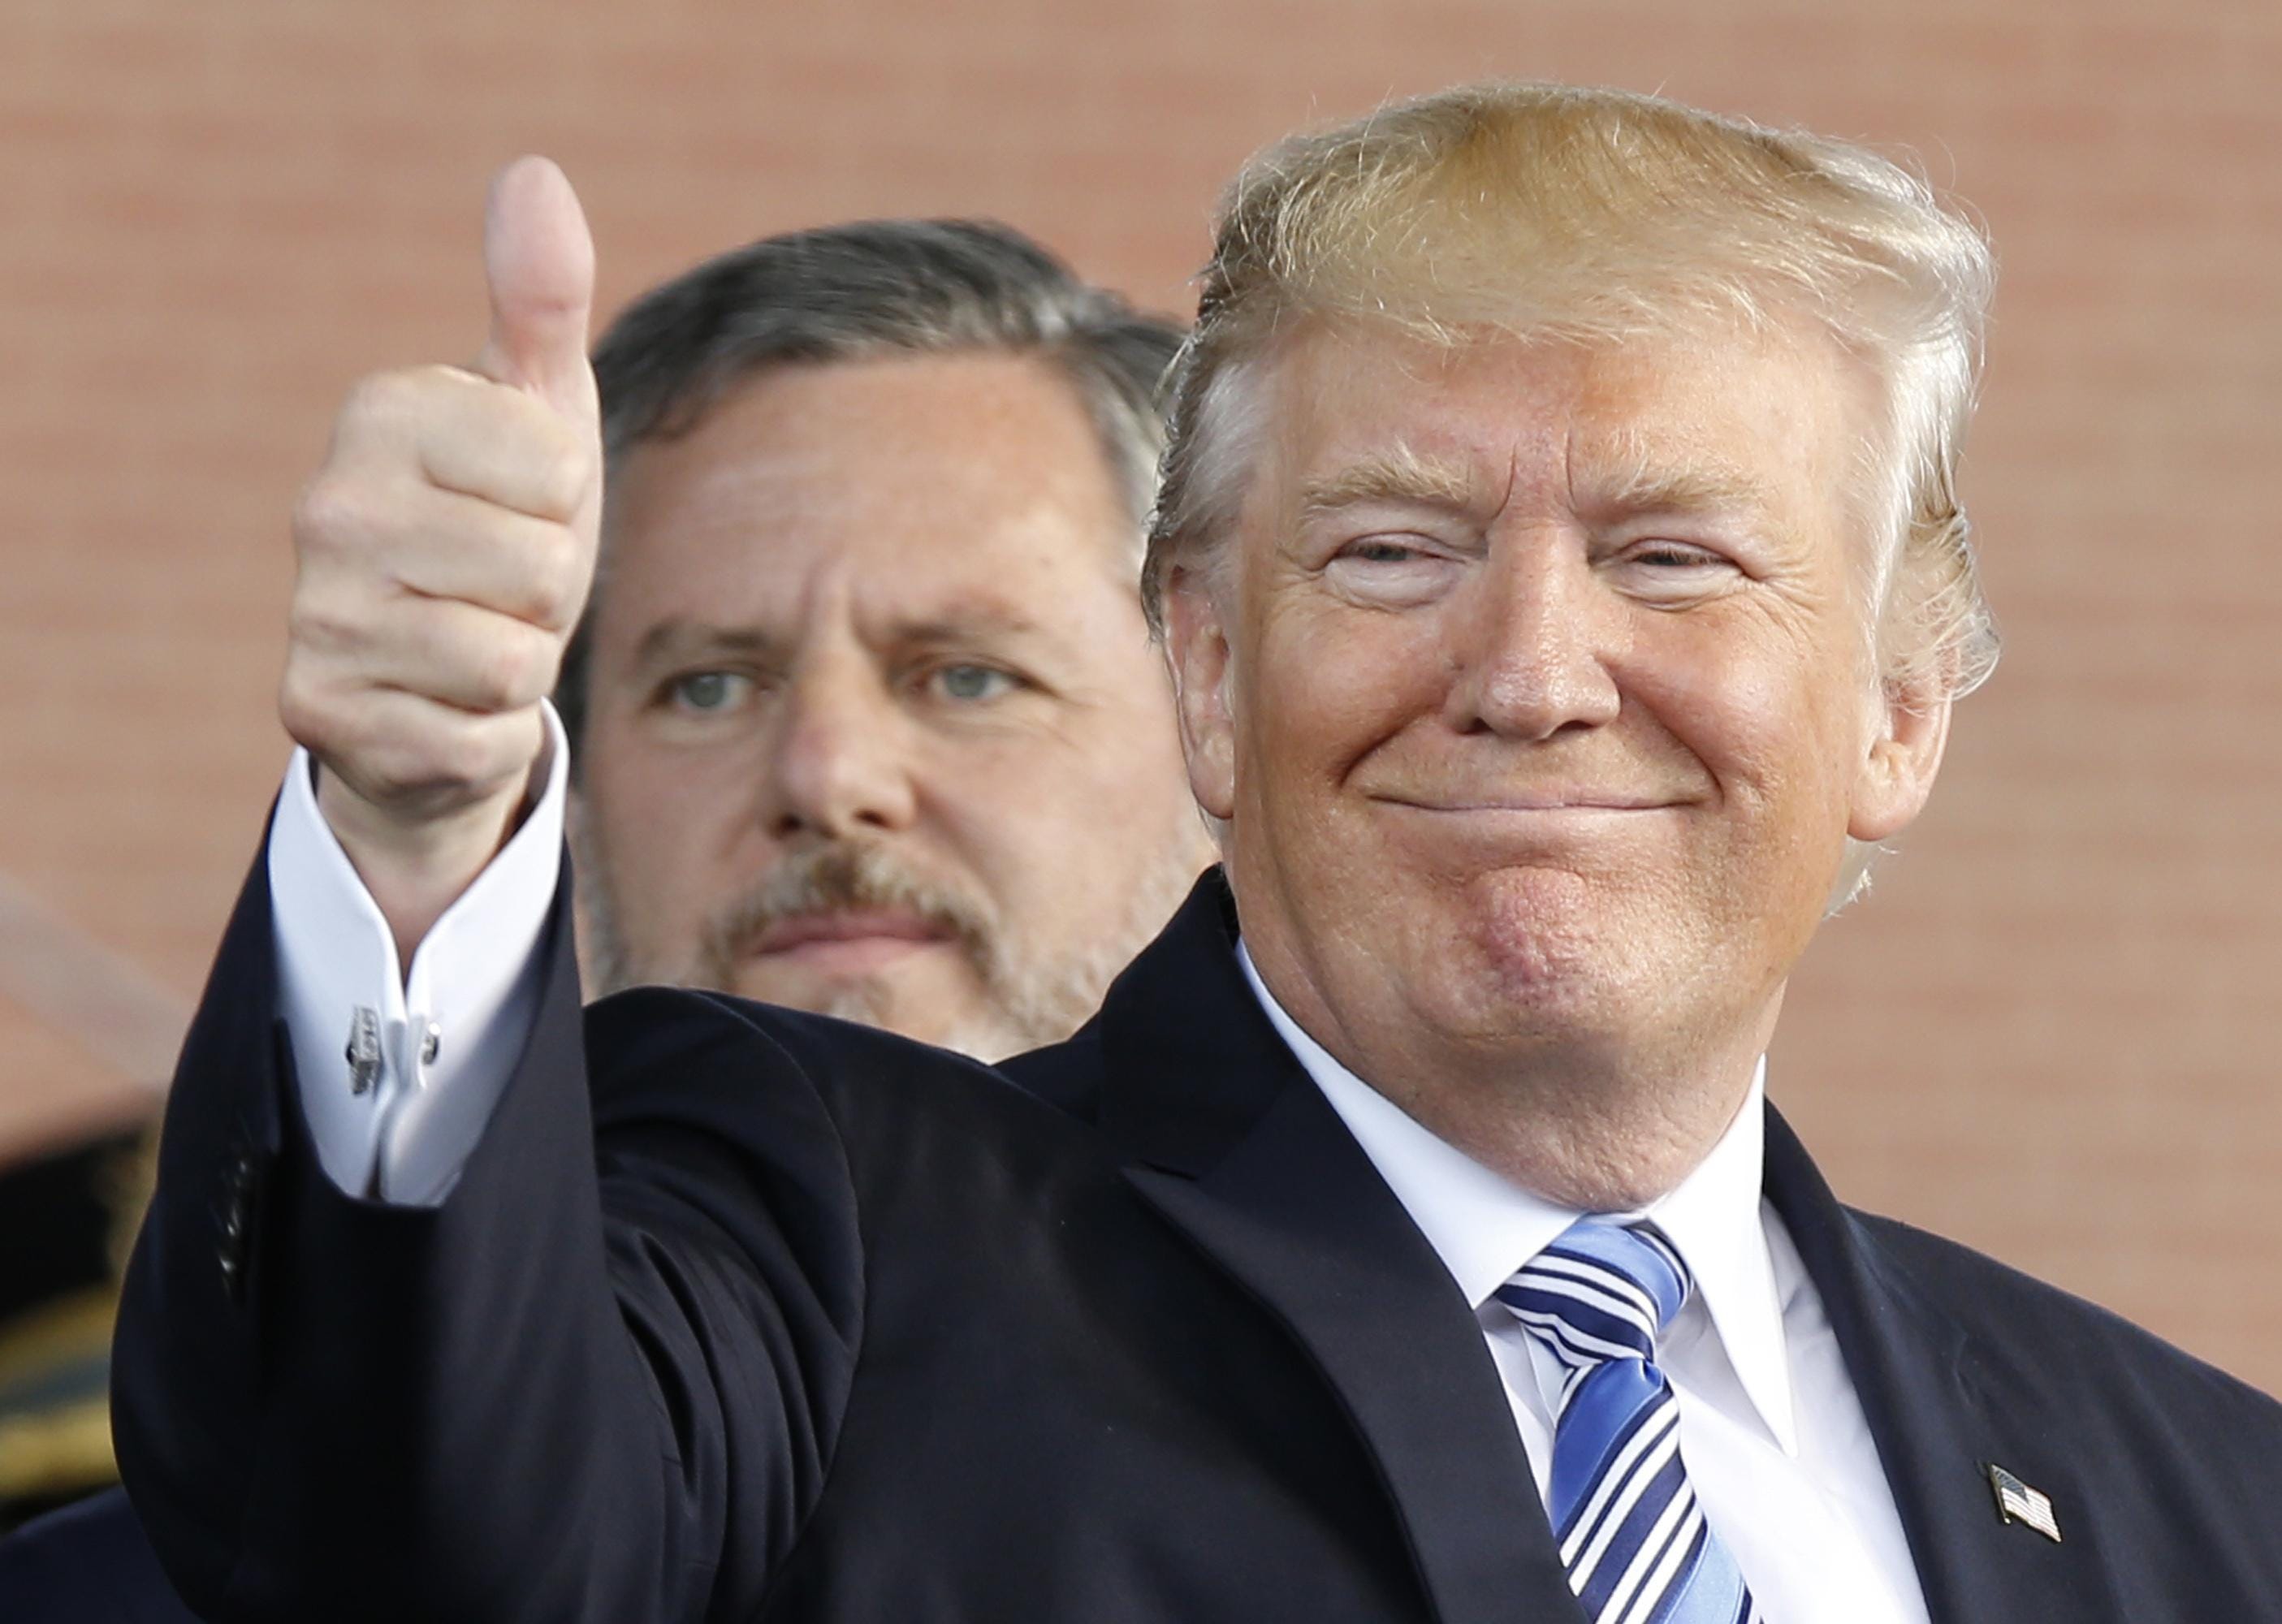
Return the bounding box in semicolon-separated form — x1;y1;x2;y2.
1375;793;1680;813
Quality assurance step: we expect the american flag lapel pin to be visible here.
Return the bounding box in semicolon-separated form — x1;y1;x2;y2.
1986;1462;2063;1543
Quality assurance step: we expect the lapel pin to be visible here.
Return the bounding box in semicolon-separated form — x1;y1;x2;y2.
1986;1462;2062;1543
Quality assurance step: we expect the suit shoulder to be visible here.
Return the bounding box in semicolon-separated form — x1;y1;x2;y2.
1850;1207;2282;1439
581;983;956;1084
579;986;1093;1149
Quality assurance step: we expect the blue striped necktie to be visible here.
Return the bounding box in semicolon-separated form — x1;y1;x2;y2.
1493;1218;1762;1624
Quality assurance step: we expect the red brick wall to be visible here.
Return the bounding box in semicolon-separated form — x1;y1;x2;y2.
5;0;2280;1385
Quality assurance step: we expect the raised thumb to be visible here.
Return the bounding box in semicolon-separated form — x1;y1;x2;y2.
473;156;598;426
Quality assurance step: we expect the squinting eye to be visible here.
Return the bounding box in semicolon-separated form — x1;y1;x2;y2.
930;663;1016;702
1343;538;1431;564
1629;542;1727;570
1323;534;1464;607
667;671;753;713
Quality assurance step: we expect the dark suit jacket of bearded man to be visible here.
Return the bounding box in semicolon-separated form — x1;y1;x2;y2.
107;846;2282;1623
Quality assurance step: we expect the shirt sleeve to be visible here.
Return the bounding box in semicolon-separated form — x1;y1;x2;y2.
268;704;571;1207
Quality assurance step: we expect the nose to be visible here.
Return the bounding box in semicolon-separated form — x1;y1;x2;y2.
763;653;919;841
1446;533;1622;741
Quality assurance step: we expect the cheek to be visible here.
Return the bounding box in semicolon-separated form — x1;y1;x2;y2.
914;740;1117;882
1239;604;1446;813
585;736;763;894
1635;618;1863;806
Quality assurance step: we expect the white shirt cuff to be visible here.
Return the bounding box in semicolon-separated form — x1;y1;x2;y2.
268;705;569;1206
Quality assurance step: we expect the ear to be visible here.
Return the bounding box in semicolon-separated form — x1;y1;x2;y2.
1160;562;1239;823
1848;659;1952;844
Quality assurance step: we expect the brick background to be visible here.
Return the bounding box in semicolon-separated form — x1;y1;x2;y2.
3;0;2279;1384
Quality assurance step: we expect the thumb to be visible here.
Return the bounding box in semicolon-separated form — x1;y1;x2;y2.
473;156;599;428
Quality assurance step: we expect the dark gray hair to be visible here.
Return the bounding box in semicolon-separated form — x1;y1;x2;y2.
556;218;1186;753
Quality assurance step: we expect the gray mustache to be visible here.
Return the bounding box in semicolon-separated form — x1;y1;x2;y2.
704;844;994;968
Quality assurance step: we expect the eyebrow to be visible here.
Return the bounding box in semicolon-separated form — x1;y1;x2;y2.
1585;434;1783;520
1299;447;1480;521
631;620;782;674
629;602;1058;673
890;598;1054;647
1596;465;1780;518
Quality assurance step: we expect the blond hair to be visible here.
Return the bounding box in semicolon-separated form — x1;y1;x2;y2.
1143;82;1999;709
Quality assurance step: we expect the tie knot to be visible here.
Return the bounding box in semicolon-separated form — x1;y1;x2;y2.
1494;1217;1692;1370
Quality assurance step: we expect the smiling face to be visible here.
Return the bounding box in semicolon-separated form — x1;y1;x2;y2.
1165;319;1950;1201
575;352;1211;1059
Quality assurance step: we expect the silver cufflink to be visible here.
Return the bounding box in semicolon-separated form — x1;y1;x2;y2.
345;1006;382;1095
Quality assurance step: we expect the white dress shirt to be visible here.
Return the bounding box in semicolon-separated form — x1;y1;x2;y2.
268;728;1929;1616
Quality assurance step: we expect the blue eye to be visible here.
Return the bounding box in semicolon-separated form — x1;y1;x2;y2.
931;664;1015;702
668;672;752;713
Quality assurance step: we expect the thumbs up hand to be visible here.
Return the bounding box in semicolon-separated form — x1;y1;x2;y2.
473;157;602;434
280;158;603;962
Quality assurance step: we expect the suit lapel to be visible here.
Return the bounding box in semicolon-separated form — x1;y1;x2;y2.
1096;875;1576;1624
1765;1112;2114;1623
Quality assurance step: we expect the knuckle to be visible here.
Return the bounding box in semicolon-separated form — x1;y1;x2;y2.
285;603;342;667
292;473;360;551
530;430;594;520
276;672;332;751
286;581;365;659
527;635;567;699
291;699;400;805
469;637;525;712
439;721;510;790
469;627;550;712
340;367;421;432
525;528;584;629
415;715;525;800
283;596;324;653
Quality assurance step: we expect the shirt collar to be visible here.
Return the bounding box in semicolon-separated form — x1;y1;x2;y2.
1236;942;1797;1456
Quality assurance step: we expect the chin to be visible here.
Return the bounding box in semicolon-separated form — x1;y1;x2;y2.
1422;870;1653;1026
1459;866;1610;974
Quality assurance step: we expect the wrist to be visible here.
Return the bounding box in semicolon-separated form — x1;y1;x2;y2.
314;757;542;971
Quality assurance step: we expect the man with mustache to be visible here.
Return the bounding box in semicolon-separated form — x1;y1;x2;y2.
563;216;1211;1060
115;83;2282;1622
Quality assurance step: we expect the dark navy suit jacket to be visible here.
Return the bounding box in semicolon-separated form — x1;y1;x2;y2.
0;1488;199;1621
98;857;2282;1621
